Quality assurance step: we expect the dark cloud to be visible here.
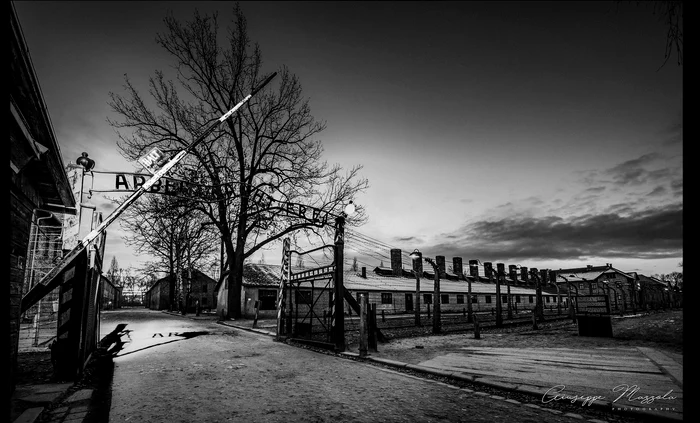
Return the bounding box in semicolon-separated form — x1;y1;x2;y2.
423;203;682;263
647;186;667;197
525;196;544;205
393;236;421;243
670;178;683;193
661;120;683;146
604;153;662;186
604;203;636;215
96;199;117;212
584;186;606;193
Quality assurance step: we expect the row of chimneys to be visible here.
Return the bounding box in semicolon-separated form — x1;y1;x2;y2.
376;248;558;283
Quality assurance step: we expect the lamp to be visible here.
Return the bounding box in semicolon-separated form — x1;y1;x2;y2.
76;152;95;171
344;201;356;216
409;249;421;261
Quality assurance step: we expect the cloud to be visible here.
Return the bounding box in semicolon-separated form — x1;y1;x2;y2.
660;120;683;146
524;196;544;205
646;186;667;197
605;153;661;186
393;235;422;243
583;186;606;193
670;178;683;194
423;203;683;262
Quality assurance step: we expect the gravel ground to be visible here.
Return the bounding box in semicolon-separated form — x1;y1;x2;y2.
352;310;683;365
12;309;682;423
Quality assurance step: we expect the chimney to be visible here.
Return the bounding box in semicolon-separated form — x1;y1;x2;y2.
469;260;479;278
520;266;529;281
452;257;463;277
530;268;539;284
548;270;557;285
496;263;505;278
390;248;402;276
540;269;548;284
362;267;366;278
412;251;423;274
436;255;446;277
484;262;493;280
509;265;518;281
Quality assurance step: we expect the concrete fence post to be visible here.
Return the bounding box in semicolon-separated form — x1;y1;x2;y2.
359;294;368;357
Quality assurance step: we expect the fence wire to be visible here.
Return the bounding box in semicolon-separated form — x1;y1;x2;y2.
19;224;63;351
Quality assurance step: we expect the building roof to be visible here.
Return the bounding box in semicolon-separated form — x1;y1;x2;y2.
555;265;634;281
222;263;564;297
149;269;217;294
634;273;668;288
10;3;75;213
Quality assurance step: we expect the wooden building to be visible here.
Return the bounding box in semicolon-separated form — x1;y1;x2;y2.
215;261;566;320
554;264;638;313
629;272;675;310
145;270;217;312
10;2;77;393
99;273;120;310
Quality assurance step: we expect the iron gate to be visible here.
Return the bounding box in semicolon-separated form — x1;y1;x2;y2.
277;241;337;345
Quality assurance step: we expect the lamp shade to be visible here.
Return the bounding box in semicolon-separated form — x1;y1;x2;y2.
76;152;95;171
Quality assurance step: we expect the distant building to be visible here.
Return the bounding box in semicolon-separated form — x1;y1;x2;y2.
99;274;120;310
554;264;638;312
628;272;676;310
145;270;217;312
215;258;566;320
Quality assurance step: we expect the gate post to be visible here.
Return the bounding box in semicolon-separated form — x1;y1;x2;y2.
276;238;290;340
333;215;346;352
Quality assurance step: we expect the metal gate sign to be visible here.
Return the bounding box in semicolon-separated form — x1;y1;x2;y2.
138;147;169;174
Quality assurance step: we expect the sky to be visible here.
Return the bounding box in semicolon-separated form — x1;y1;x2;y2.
14;1;683;278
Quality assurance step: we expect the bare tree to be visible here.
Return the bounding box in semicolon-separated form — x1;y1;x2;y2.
118;194;218;311
108;4;368;318
107;256;121;285
619;1;683;69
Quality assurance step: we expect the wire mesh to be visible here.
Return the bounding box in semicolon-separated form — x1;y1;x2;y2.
18;223;63;351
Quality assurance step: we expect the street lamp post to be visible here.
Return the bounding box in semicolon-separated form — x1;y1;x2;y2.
409;249;423;327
